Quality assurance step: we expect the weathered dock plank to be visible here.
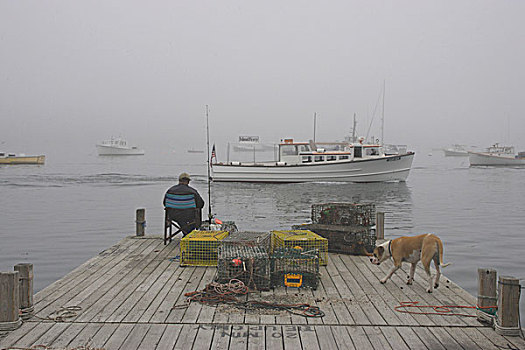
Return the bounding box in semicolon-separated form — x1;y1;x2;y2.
324;254;369;325
136;324;168;350
2;235;524;350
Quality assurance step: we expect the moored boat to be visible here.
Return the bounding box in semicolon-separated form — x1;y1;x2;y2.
0;152;45;165
211;139;415;183
443;144;469;157
96;137;144;156
468;144;525;166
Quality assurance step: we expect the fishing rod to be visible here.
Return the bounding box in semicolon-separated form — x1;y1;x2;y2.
205;105;212;224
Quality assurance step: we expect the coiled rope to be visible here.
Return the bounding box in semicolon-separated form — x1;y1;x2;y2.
174;279;324;318
394;301;497;317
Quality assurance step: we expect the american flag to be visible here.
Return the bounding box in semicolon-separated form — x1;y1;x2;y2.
210;144;216;165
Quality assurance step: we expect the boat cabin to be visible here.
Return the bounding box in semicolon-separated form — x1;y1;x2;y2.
278;139;382;165
487;143;515;155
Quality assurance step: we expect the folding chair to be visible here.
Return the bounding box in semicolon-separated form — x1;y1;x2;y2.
164;193;202;245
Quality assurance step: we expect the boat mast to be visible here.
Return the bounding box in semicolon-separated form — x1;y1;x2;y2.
381;80;385;146
205;105;212;223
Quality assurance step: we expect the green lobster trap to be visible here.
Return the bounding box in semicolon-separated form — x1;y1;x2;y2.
180;230;229;266
270;247;320;289
312;202;376;227
271;230;328;266
293;223;376;255
217;245;270;290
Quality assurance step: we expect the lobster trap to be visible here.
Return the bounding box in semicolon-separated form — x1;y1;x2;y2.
271;230;328;266
217;245;270;290
220;231;271;252
270;247;320;289
293;223;376;255
312;202;376;227
180;230;229;266
199;220;238;233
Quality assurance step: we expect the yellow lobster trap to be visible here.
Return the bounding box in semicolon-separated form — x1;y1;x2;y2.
180;230;229;266
271;230;328;266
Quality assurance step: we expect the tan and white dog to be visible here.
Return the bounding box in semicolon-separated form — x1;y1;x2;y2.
369;233;450;293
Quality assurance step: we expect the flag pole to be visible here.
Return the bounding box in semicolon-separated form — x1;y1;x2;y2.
206;105;212;224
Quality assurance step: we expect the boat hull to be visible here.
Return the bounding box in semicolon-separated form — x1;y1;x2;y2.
211;153;414;183
443;149;468;157
0;155;45;165
468;152;525;166
96;145;145;156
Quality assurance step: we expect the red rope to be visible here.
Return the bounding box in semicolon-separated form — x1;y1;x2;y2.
394;301;498;317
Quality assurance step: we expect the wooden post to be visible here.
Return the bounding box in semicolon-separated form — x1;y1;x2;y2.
477;268;497;324
136;208;146;237
376;212;385;240
14;263;34;319
0;271;22;331
495;276;521;336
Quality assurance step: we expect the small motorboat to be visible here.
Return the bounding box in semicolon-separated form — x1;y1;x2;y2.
96;137;144;156
0;152;45;165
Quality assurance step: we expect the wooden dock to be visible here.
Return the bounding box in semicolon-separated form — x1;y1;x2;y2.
1;235;524;350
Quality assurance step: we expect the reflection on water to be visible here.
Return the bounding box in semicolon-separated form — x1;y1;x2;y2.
211;181;413;234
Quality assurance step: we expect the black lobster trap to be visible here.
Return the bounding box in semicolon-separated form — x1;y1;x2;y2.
217;245;270;291
293;223;376;255
270;247;320;289
311;202;376;227
200;220;238;233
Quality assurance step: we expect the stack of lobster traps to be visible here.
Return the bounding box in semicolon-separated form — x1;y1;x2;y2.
270;247;320;289
293;202;377;255
217;231;272;290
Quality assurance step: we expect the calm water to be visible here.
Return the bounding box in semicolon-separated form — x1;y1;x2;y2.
1;149;524;322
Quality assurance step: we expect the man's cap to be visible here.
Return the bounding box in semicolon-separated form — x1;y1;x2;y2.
179;172;191;181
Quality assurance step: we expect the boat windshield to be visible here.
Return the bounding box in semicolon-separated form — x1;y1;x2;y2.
280;144;311;156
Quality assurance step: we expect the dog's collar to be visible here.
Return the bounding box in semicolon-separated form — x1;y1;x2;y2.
388;240;392;256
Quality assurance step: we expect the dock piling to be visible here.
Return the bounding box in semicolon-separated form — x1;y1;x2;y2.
14;263;34;319
477;268;497;325
0;271;22;331
136;208;146;237
495;275;521;336
376;212;385;240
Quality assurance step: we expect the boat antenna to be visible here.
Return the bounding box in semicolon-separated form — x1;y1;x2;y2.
205;105;212;224
351;113;357;143
313;112;317;143
381;79;385;146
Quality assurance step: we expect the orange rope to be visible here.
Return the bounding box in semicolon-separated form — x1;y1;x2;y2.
394;301;498;317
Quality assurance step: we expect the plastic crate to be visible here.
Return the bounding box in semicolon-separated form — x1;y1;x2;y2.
220;231;271;252
180;230;229;266
217;245;270;291
311;202;376;226
293;223;376;255
270;247;320;289
271;230;328;266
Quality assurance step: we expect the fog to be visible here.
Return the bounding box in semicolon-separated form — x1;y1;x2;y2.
1;1;524;157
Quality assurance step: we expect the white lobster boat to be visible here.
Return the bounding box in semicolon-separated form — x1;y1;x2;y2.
468;144;525;166
211;139;415;183
443;144;469;157
96;137;144;156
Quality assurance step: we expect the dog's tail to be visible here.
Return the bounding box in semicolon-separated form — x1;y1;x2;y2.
437;239;451;268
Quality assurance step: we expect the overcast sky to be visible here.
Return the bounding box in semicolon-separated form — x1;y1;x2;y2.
1;0;524;155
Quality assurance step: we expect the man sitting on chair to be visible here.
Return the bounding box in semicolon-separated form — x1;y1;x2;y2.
163;172;205;236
